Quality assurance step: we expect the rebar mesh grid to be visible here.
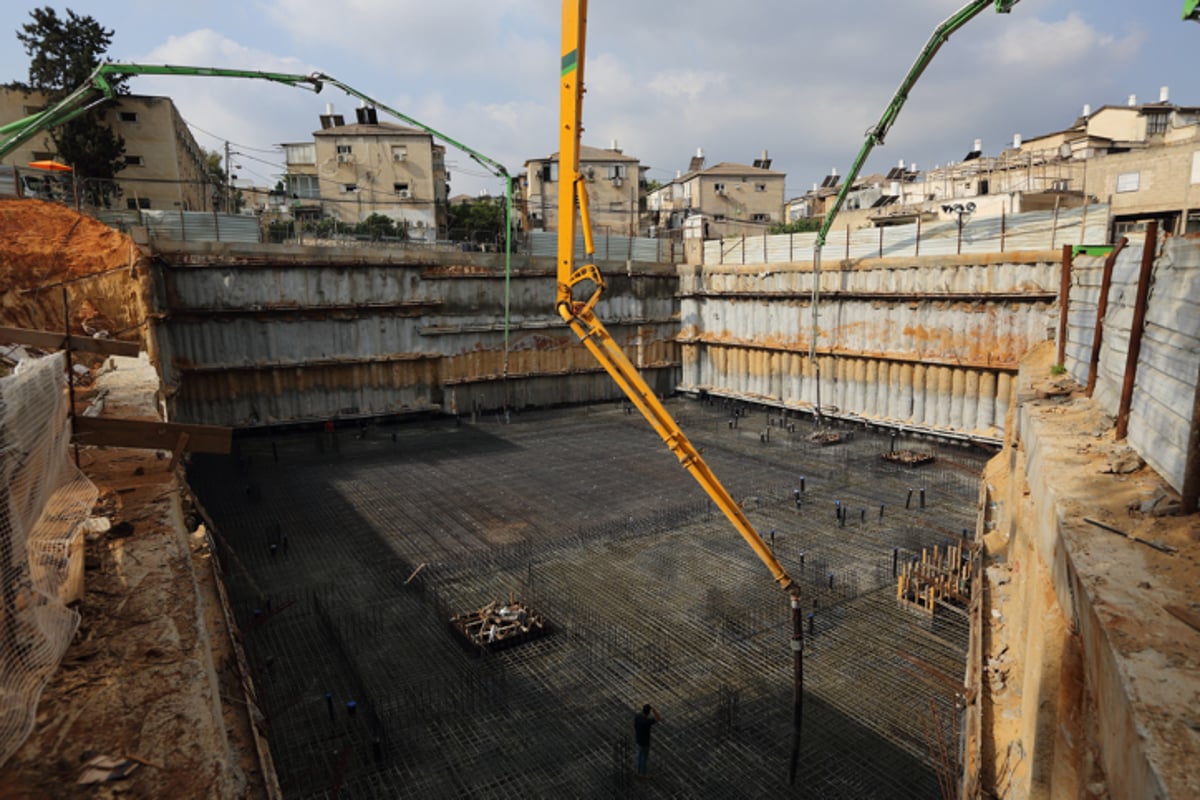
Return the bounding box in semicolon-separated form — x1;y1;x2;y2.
189;400;990;798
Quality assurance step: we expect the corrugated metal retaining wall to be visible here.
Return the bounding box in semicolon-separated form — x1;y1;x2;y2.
704;205;1108;265
96;209;261;243
679;251;1064;440
1065;235;1200;493
149;242;679;427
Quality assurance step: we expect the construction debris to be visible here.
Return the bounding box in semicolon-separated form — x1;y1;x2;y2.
449;596;550;653
898;541;975;614
882;449;936;467
810;430;853;446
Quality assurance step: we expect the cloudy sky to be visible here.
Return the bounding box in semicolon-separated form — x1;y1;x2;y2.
2;1;1192;198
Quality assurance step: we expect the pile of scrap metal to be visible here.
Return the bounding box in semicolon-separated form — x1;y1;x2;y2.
881;449;936;466
449;596;550;653
810;430;853;446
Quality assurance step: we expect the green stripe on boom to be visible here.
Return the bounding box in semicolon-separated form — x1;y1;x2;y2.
561;51;578;76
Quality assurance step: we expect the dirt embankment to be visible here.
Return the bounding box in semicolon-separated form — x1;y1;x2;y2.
0;198;147;340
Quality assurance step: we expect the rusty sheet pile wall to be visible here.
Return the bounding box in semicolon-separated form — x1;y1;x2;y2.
150;244;679;427
1065;235;1200;493
679;252;1062;439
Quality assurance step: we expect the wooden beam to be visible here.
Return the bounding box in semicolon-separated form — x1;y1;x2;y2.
0;326;140;358
72;416;231;454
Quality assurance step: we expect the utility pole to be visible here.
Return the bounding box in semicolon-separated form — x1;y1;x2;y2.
224;140;232;214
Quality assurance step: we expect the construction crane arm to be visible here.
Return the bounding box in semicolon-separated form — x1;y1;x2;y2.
815;0;1019;248
556;1;793;593
0;62;324;160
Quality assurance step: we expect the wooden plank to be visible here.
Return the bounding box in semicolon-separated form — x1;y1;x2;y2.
1164;604;1200;635
167;432;191;471
72;416;231;454
0;326;141;358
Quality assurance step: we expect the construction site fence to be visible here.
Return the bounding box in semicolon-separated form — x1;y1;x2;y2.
703;204;1111;265
1064;233;1200;498
0;354;96;767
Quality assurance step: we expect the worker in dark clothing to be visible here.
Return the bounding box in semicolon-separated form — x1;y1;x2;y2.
633;703;663;775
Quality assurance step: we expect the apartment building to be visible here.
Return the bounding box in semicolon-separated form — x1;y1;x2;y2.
648;150;786;239
282;105;448;239
0;88;208;211
522;143;644;236
813;87;1200;236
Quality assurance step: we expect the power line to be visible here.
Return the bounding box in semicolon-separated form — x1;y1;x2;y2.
184;118;283;155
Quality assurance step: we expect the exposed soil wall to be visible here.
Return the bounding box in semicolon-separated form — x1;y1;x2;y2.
973;341;1200;799
0;199;148;342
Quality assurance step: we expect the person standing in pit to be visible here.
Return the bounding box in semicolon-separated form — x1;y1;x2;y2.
633;703;663;776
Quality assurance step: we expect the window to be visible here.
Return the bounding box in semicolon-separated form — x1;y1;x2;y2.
1146;112;1168;136
118;111;138;123
336;145;352;155
125;155;144;166
609;201;624;212
713;182;726;194
394;182;411;198
713;214;726;222
751;213;770;222
340;183;358;193
126;197;150;209
286;174;319;199
23;104;45;115
392;145;408;162
540;163;558;183
754;183;767;192
1115;172;1140;193
336;144;354;163
608;164;627;180
284;143;316;165
31;150;55;162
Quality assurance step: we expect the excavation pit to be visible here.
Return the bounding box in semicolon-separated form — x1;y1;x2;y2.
188;399;989;798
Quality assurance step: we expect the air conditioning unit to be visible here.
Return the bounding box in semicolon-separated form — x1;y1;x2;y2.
612;177;623;187
714;187;725;196
397;189;411;199
337;153;354;164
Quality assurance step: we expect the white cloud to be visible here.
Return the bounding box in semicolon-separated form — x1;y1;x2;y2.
982;12;1145;69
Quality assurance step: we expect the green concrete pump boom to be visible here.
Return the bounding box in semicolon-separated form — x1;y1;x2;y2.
1;62;519;375
806;0;1019;413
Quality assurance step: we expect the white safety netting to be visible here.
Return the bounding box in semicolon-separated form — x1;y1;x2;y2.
0;353;96;766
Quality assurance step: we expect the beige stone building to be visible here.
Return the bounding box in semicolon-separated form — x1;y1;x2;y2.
282;106;448;239
0;88;208;211
833;88;1200;236
648;152;786;239
522;144;644;236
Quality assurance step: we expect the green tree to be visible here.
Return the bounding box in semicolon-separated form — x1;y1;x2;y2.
203;149;243;213
768;218;822;235
447;196;507;244
14;7;127;206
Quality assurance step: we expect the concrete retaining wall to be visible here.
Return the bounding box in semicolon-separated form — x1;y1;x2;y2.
679;251;1062;439
149;242;679;427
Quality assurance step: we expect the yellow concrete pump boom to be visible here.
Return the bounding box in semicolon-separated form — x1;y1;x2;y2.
555;2;794;594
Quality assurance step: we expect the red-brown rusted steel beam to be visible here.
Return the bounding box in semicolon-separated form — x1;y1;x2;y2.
1183;357;1200;514
1086;236;1128;397
1115;221;1157;441
1056;244;1072;366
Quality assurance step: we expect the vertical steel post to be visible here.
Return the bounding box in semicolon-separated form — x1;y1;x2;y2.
1116;221;1157;440
1086;237;1127;396
787;594;804;784
1056;244;1072;366
1182;357;1200;514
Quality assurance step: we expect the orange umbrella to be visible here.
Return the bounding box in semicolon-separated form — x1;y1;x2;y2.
27;160;72;172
